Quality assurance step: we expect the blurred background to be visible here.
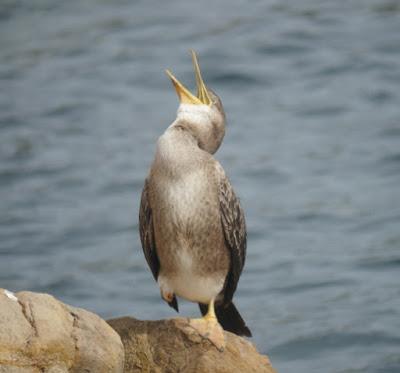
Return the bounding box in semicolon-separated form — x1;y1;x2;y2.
1;0;400;372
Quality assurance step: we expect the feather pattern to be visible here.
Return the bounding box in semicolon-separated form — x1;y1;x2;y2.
139;179;159;281
216;164;247;304
139;179;179;312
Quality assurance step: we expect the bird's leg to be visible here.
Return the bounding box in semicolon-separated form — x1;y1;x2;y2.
186;298;226;351
203;298;217;321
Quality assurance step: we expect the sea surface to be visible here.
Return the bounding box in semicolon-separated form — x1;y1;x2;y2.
1;1;400;372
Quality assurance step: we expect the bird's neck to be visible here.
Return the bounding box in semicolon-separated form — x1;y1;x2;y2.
176;104;211;126
154;123;203;175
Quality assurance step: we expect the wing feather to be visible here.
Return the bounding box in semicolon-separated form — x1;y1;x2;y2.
139;179;159;281
139;179;179;312
217;164;247;304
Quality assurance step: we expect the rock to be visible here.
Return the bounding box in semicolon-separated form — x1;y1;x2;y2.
108;316;277;373
0;289;124;373
0;288;275;373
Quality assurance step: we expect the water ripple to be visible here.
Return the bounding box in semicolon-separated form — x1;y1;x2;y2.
1;1;400;373
269;332;400;360
269;279;355;295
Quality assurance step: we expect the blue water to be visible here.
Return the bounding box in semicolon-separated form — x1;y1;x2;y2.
1;1;400;372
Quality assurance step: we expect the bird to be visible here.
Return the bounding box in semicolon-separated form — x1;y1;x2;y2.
139;51;251;350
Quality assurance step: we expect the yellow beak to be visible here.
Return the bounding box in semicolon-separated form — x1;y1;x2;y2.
166;50;211;105
191;50;211;105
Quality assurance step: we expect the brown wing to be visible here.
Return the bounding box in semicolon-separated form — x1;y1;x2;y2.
139;179;179;312
217;164;247;304
139;179;159;281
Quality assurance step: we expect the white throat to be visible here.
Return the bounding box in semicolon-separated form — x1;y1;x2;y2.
175;104;211;126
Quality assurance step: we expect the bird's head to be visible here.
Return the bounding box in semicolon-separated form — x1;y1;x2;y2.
166;51;225;154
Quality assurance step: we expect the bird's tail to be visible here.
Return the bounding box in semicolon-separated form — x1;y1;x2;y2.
199;301;252;337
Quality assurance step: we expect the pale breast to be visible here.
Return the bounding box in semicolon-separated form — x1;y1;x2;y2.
150;167;230;281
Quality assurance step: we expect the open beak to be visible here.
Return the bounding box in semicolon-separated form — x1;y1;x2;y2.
165;50;211;105
191;50;211;105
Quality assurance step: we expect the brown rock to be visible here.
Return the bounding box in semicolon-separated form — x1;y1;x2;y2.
108;316;277;373
0;289;124;373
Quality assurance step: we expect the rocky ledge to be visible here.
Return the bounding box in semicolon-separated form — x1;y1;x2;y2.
0;288;124;372
0;288;276;373
108;316;276;373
